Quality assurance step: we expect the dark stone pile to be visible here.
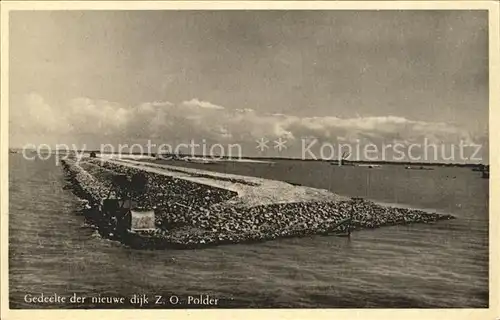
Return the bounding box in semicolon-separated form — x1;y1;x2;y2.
61;159;109;207
84;159;238;229
348;197;449;228
62;159;455;250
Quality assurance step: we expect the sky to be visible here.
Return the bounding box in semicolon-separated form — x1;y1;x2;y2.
9;10;489;162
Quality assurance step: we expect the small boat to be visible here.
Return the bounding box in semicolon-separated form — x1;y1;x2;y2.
184;157;217;164
357;164;380;168
405;166;434;170
473;164;487;172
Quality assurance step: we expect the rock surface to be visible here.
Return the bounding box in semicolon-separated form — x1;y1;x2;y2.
61;158;455;249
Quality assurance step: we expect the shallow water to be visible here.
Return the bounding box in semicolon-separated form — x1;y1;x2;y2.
9;155;488;308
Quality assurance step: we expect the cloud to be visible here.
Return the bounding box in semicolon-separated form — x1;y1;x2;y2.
182;98;225;110
9;93;71;135
10;93;485;160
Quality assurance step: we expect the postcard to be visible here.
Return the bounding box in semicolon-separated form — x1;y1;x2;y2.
1;1;498;320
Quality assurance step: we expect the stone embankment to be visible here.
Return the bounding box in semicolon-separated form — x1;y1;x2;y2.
61;158;455;249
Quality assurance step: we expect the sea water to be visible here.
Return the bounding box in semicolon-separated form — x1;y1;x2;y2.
9;154;488;308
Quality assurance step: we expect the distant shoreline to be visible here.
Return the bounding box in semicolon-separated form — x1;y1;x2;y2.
10;149;487;168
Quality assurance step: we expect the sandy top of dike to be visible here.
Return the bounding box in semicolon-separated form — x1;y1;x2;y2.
102;158;350;208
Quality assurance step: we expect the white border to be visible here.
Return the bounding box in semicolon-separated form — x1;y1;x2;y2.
1;2;498;320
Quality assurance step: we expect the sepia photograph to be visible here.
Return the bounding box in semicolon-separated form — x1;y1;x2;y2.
1;1;498;318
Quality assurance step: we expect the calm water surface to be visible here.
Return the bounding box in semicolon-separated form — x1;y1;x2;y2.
9;155;489;308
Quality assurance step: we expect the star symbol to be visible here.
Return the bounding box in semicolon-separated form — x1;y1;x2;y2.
256;138;269;152
274;137;288;152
